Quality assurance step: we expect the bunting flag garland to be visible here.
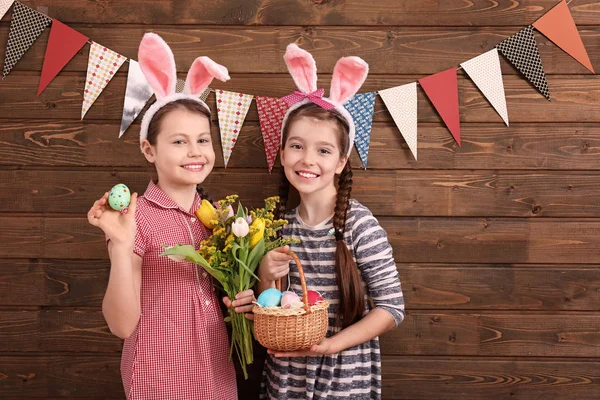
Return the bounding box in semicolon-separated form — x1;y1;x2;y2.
81;42;126;119
215;90;253;167
119;59;153;138
461;48;509;126
2;1;51;79
379;82;418;160
533;0;594;74
419;68;461;146
0;0;14;20
0;0;595;159
256;96;289;173
344;92;376;169
496;25;550;101
37;20;88;95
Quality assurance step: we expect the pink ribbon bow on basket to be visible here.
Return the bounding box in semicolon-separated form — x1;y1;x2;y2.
281;88;335;110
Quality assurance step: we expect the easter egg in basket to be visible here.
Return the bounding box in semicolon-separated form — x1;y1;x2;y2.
256;288;282;308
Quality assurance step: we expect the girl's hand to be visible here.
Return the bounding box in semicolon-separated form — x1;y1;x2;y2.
87;192;138;248
258;246;293;282
267;337;336;358
223;289;255;320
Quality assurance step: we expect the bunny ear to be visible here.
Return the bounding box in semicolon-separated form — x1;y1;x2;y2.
183;57;230;96
137;33;177;99
283;43;318;94
329;56;369;105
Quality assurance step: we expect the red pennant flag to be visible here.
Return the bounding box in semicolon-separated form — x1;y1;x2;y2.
38;20;88;95
255;96;290;173
419;68;461;146
533;0;594;74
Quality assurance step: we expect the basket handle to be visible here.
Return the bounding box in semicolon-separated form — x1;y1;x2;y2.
276;251;311;314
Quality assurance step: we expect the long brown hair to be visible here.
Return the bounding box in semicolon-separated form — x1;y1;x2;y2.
145;98;212;202
277;102;365;328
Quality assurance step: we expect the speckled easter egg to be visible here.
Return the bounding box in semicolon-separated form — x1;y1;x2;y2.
257;288;282;308
306;290;324;306
280;291;301;309
108;184;131;211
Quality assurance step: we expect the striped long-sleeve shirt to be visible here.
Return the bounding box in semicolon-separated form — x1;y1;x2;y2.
261;199;405;400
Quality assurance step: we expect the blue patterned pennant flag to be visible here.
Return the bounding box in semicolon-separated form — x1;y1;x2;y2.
344;92;376;169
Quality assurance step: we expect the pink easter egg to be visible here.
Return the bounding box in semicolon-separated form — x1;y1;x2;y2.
280;291;301;309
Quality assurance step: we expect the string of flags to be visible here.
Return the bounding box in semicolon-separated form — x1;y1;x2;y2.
0;0;595;170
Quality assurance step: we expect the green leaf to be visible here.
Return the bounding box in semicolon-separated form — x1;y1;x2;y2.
236;202;245;219
247;238;265;273
160;244;226;284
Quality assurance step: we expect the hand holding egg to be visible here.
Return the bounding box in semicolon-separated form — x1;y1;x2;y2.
87;185;137;248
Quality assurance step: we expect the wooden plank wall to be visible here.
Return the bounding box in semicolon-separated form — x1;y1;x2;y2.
1;0;599;399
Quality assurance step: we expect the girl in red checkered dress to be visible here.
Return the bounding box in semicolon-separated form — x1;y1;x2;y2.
87;33;254;399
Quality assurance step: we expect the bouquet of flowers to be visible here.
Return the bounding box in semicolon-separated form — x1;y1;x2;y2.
160;195;296;379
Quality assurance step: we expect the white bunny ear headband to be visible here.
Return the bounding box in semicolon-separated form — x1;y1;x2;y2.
138;33;230;149
280;43;369;157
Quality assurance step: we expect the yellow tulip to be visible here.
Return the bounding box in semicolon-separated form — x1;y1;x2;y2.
249;218;265;247
196;199;217;229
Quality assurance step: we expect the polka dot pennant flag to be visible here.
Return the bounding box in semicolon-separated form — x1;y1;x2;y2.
0;0;14;21
81;42;126;119
496;25;550;101
461;48;509;126
2;1;51;79
344;92;376;169
176;78;210;100
256;96;290;173
215;90;253;167
379;82;418;160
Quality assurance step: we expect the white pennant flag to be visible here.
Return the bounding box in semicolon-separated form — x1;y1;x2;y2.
119;60;153;138
461;48;509;126
379;82;418;160
0;0;14;20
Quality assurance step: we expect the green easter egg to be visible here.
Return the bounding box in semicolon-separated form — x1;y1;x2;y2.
108;184;131;211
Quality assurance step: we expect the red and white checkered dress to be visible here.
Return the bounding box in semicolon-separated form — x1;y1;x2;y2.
120;181;237;399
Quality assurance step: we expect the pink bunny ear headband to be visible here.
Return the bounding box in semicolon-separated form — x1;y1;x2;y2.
280;43;369;157
138;33;230;149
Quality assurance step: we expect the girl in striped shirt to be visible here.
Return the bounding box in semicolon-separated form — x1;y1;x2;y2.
256;44;405;399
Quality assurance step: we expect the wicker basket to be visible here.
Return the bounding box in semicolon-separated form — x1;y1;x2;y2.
253;252;329;352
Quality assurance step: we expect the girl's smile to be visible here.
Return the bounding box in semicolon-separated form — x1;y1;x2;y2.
281;117;347;196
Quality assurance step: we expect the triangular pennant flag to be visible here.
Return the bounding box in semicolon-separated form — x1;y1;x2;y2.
461;49;509;126
496;25;550;101
419;68;461;146
533;0;594;74
2;1;51;79
379;83;418;160
215;90;253;167
81;42;126;119
175;78;185;93
119;60;154;138
344;92;376;169
256;96;290;173
200;87;210;102
176;78;210;101
0;0;14;20
38;20;88;95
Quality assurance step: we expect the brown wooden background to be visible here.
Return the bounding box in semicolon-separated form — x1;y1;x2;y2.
1;0;600;399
